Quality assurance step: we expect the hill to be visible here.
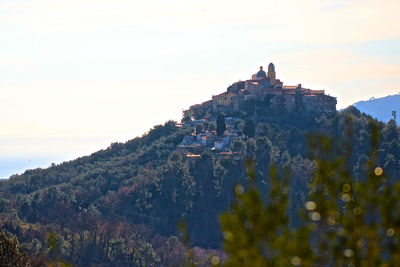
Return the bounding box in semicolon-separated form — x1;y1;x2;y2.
353;93;400;123
1;58;400;266
1;105;399;266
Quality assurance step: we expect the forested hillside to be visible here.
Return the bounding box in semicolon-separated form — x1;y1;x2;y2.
1;106;399;266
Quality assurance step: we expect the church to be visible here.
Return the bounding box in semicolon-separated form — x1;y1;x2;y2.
211;62;337;114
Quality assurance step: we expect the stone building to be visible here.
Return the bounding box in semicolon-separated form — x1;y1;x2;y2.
185;62;337;118
211;62;336;114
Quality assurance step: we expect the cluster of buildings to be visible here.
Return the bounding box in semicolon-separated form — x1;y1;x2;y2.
178;61;337;158
186;62;336;116
178;117;243;159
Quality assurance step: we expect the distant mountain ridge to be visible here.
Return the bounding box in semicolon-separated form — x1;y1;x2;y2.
353;93;400;123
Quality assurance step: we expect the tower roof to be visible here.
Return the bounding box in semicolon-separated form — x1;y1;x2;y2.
268;63;275;70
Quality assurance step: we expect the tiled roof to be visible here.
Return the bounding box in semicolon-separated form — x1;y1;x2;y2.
283;86;299;89
186;154;201;158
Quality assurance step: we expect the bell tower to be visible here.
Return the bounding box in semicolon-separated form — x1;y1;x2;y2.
267;63;276;84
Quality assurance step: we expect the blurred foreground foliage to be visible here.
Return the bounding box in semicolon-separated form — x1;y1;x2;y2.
221;119;400;266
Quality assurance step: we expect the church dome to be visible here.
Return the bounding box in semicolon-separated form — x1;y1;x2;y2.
256;66;267;78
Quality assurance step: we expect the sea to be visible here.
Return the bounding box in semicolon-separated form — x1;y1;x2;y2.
0;135;124;180
0;157;68;179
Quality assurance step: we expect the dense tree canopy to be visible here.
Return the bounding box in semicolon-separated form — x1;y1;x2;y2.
0;231;30;267
1;107;399;266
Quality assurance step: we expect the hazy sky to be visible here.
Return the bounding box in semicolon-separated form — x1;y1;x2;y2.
1;0;400;161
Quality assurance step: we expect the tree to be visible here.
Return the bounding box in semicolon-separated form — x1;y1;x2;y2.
255;122;269;137
0;231;30;267
182;113;192;124
195;124;203;135
234;119;244;130
231;138;245;153
216;114;226;136
220;119;400;266
244;118;255;138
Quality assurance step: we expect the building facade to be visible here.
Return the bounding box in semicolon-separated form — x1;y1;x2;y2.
211;62;336;114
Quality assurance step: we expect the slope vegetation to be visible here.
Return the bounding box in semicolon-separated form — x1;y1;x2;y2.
1;107;400;266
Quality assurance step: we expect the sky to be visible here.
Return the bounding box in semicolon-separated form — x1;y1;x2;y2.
0;0;400;175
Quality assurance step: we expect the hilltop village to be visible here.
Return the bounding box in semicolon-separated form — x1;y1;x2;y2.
178;62;337;158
